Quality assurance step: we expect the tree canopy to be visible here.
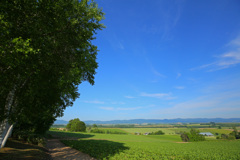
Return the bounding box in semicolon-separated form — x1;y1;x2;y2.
0;0;104;134
180;129;205;142
66;118;86;132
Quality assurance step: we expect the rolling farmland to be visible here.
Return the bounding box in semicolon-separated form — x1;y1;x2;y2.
49;130;240;160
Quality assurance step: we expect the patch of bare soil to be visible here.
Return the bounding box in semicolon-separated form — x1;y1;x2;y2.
46;139;95;160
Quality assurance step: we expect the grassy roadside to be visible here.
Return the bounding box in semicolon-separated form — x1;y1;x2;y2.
0;138;51;160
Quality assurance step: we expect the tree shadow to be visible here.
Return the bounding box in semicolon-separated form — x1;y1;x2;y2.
0;139;51;160
3;138;47;151
61;139;129;159
48;130;94;139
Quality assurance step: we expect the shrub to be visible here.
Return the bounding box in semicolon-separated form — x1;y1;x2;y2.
90;129;105;133
150;130;165;135
230;127;240;139
12;130;45;146
180;129;205;142
180;132;190;142
221;134;229;139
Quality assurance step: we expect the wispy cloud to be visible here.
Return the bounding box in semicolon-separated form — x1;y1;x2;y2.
108;33;125;51
99;107;143;111
152;68;165;77
145;57;166;80
83;100;105;104
99;107;114;111
153;77;240;118
117;107;143;111
141;92;169;98
141;92;176;100
125;96;135;99
192;36;240;71
111;101;125;105
176;73;181;79
161;0;184;41
174;86;185;89
153;95;240;118
118;42;124;50
140;0;183;38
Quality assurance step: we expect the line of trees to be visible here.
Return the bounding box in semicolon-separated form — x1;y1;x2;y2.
0;0;104;136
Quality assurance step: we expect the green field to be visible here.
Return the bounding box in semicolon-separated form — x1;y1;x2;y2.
116;127;233;135
89;128;129;134
49;130;240;160
121;128;176;134
198;128;233;135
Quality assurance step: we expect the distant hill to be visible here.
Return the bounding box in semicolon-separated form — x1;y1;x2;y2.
54;118;240;125
83;118;240;125
54;120;68;125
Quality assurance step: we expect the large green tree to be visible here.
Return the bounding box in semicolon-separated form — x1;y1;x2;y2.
66;118;86;132
0;0;104;134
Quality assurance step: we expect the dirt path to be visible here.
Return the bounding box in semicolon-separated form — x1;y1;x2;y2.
46;139;96;160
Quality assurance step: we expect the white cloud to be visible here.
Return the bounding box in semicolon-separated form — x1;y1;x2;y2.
176;73;181;79
141;92;169;98
145;57;166;79
84;100;126;105
83;100;105;104
141;92;176;100
208;107;240;113
153;96;240;118
111;101;125;105
152;78;240;118
99;107;114;111
119;42;124;50
228;36;240;46
99;106;143;111
174;86;185;89
125;96;135;99
152;68;165;78
117;107;143;111
192;36;240;71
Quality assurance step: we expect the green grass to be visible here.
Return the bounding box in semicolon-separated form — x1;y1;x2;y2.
49;130;240;160
168;128;190;133
121;127;234;136
121;128;176;135
198;128;232;135
89;128;128;134
48;130;180;142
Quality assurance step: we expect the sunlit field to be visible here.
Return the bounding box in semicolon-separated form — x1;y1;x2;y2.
49;130;240;160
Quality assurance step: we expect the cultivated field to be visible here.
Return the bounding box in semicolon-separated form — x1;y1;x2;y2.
49;129;240;160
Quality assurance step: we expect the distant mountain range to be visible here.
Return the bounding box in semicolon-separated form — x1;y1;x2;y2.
54;118;240;125
54;120;68;125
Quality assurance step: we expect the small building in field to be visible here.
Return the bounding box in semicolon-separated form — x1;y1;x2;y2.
199;132;214;136
144;132;151;135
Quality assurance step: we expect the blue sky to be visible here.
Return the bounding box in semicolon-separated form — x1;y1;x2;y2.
59;0;240;121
